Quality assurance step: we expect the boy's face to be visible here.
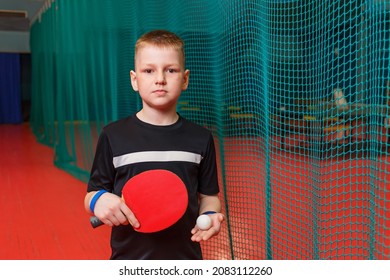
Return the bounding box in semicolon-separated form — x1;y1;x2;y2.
130;44;189;113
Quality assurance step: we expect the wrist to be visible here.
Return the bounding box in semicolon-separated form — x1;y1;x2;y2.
201;210;217;215
89;190;108;214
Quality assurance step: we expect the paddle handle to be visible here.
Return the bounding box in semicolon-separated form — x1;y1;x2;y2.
90;216;104;228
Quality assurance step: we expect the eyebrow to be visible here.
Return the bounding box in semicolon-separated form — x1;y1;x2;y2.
138;63;182;69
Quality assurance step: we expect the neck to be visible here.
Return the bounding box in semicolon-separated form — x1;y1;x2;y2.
136;109;179;126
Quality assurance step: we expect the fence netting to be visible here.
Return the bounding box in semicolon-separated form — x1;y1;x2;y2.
30;0;389;259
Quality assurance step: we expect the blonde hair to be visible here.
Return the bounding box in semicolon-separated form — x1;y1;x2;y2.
134;30;185;66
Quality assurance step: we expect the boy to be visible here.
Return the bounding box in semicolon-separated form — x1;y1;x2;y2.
84;30;224;259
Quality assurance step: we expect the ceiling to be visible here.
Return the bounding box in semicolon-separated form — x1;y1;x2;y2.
0;0;46;52
0;0;46;31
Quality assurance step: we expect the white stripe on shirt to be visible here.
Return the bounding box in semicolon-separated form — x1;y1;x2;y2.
113;151;203;168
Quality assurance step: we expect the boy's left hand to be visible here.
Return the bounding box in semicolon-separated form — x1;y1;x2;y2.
190;213;224;242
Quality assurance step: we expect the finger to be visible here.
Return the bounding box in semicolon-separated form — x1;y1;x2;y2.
191;232;203;242
109;215;122;226
120;203;140;228
191;228;211;242
200;227;218;241
112;210;129;226
193;222;221;242
99;214;118;227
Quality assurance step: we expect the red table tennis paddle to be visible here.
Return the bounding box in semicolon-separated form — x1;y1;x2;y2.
90;169;188;233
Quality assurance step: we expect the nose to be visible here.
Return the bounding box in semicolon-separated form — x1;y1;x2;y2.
155;71;166;85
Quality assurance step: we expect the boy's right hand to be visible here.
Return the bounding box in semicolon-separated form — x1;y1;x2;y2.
92;192;140;229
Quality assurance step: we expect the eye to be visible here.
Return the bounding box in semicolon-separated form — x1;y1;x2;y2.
167;68;178;73
142;69;153;73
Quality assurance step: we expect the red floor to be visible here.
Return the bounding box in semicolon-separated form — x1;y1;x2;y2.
1;123;388;260
0;123;111;259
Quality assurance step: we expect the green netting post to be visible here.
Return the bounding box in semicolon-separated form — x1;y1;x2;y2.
258;1;272;260
216;118;235;260
214;35;235;260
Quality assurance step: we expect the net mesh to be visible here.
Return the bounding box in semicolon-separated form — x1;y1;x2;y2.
30;0;389;259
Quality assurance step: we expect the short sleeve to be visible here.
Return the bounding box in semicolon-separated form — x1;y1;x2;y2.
87;130;116;192
197;133;219;195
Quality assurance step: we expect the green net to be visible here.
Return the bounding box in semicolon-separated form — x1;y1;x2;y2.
30;0;389;259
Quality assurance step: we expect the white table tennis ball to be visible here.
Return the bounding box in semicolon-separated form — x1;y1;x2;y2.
196;214;212;230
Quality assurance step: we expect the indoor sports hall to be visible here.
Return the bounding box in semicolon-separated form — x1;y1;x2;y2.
0;0;389;260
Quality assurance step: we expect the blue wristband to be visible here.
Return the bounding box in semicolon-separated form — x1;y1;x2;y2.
89;190;108;213
202;211;217;215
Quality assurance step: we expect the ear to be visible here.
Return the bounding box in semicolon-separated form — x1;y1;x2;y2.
130;70;138;91
182;69;190;91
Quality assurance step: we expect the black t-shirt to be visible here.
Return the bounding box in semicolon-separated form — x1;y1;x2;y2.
87;114;220;259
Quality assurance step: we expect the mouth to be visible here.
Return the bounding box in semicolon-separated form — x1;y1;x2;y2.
153;89;168;95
